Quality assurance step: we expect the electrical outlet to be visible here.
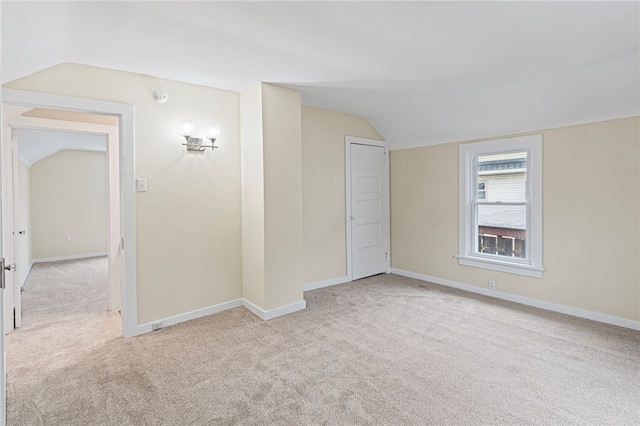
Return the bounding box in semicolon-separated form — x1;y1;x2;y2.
66;235;72;242
489;280;496;290
151;322;162;331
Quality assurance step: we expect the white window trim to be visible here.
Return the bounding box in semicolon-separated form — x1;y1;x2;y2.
458;134;543;279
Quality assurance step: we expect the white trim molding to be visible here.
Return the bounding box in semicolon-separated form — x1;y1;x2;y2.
242;299;307;321
391;268;640;331
458;134;543;278
137;297;308;335
3;88;138;338
139;299;244;334
303;276;351;292
32;252;108;264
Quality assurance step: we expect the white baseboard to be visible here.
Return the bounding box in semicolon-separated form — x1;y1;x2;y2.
243;298;307;320
133;297;307;337
303;276;351;291
138;298;244;334
391;268;640;331
33;252;108;263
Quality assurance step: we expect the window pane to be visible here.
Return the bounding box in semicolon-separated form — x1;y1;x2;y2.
477;204;526;259
477;182;486;200
477;152;527;202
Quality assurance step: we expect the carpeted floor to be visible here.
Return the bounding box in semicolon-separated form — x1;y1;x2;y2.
6;258;640;425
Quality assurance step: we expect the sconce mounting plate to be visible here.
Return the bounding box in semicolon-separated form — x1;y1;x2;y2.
183;137;218;151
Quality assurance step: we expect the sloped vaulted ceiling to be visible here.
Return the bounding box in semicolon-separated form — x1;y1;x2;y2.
2;1;638;149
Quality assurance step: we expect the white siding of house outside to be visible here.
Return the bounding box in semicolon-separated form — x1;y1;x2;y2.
480;173;525;202
478;172;526;230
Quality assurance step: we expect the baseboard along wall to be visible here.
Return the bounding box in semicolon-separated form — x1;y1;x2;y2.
303;276;350;292
129;267;640;336
242;299;307;320
390;268;640;331
32;252;108;264
136;298;307;336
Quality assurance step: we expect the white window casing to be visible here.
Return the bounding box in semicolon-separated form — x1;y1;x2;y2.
458;134;543;278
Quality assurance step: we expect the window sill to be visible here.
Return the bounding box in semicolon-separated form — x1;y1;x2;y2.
456;255;543;278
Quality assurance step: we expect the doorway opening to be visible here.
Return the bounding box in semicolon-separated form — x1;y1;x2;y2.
3;106;120;333
1;89;138;338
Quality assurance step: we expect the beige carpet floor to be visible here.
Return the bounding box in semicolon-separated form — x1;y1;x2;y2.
6;259;640;425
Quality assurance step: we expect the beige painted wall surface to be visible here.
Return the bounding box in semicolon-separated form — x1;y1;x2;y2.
391;116;640;322
240;83;266;308
31;150;107;259
262;83;303;310
6;64;243;324
301;106;382;284
16;159;32;287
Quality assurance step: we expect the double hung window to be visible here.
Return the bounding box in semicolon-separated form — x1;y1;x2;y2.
458;135;543;278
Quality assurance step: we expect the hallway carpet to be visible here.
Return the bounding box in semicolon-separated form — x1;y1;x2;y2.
6;261;640;425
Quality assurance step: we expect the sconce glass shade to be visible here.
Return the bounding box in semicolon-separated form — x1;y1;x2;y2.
180;120;196;138
206;124;220;140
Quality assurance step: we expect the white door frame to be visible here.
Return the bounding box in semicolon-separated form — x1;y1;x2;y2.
345;136;390;280
10;129;21;329
0;120;6;426
1;125;15;335
7;116;121;317
2;88;139;338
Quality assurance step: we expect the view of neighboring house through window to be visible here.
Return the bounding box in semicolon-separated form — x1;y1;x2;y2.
477;152;527;259
458;134;543;278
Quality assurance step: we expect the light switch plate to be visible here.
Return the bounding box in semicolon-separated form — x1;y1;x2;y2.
137;177;147;192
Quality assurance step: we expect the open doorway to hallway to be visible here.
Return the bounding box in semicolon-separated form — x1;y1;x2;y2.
1;105;122;334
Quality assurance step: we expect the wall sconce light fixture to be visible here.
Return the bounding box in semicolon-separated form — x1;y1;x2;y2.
180;121;220;151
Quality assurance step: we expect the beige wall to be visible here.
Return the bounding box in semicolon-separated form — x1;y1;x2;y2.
301;106;382;284
240;84;266;308
6;64;243;324
240;83;304;311
262;83;303;310
31;150;107;259
16;159;32;287
391;116;640;322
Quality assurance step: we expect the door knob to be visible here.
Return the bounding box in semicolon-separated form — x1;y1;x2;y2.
1;258;15;290
19;230;26;235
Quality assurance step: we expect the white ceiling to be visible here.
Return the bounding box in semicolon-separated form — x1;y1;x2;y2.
2;104;107;167
2;1;638;149
15;128;106;167
1;104;110;166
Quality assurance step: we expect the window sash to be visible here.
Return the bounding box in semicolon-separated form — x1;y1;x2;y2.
458;134;542;278
472;203;530;263
470;149;531;262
